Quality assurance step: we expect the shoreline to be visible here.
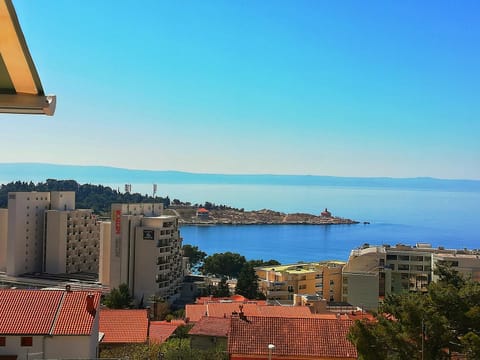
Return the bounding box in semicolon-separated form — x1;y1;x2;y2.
180;221;361;226
169;207;360;226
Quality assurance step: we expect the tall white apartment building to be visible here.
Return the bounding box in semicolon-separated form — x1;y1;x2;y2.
0;209;8;272
100;203;186;304
5;191;100;276
6;192;52;275
45;208;100;274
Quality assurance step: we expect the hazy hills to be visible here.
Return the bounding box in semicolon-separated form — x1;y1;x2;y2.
0;163;479;192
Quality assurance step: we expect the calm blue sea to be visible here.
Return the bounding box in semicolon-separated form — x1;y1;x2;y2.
116;184;480;263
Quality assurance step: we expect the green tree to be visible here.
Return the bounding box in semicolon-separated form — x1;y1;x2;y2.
103;283;133;309
247;259;281;268
182;244;207;269
202;252;246;278
214;276;231;297
235;263;261;300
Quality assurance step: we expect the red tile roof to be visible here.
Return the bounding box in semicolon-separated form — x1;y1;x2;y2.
228;316;357;359
188;317;230;337
149;321;182;344
186;303;313;322
53;291;100;335
0;289;100;336
99;309;148;343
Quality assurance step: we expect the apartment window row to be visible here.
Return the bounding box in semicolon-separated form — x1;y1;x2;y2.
386;254;431;262
0;336;32;347
389;264;432;271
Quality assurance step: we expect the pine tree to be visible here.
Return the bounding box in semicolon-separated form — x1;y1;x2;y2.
235;264;260;300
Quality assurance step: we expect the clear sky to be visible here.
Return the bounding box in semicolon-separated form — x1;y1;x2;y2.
2;1;479;179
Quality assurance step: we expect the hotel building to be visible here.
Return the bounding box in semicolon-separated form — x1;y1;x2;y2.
99;203;186;304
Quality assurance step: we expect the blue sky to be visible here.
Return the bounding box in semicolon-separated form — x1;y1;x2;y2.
2;1;479;179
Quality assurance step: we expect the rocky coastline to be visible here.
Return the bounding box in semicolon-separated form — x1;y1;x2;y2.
166;207;359;226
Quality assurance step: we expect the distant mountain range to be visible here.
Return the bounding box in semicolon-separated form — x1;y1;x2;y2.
0;163;479;192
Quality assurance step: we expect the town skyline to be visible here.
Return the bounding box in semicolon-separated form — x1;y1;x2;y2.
1;1;479;179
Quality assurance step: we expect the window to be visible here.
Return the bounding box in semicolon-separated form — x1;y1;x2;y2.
399;255;410;261
21;337;32;346
386;254;397;260
0;337;5;346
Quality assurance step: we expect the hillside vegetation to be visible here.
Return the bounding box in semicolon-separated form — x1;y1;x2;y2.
0;179;170;214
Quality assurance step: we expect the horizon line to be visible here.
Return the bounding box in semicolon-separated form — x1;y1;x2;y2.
1;161;480;182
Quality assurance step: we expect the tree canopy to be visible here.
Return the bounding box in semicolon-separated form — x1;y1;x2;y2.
201;252;246;278
235;263;264;300
0;179;170;214
214;276;231;297
348;265;480;359
103;283;133;309
182;245;207;269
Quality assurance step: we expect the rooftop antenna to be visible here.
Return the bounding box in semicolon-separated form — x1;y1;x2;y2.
125;184;131;212
153;183;157;215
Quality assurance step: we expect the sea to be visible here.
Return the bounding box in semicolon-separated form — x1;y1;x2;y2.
110;183;480;264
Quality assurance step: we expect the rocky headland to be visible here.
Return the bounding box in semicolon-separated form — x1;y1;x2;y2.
165;206;359;226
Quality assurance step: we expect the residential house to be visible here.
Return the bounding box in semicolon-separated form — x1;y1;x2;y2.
188;317;230;351
0;289;100;360
186;302;313;322
228;316;357;360
99;309;148;347
149;320;185;344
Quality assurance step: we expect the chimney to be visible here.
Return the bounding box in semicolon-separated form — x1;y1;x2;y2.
65;284;71;292
86;294;96;316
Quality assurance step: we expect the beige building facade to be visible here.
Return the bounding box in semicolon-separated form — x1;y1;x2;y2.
45;208;100;274
4;191;99;276
100;203;186;304
256;261;344;304
6;192;51;275
342;243;480;311
0;208;7;272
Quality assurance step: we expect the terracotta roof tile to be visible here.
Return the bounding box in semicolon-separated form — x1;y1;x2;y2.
0;289;63;334
149;321;181;344
188;317;230;337
0;289;99;336
99;309;148;343
228;316;357;359
52;291;100;335
186;303;313;322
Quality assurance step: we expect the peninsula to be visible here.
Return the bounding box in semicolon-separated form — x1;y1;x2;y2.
165;206;359;226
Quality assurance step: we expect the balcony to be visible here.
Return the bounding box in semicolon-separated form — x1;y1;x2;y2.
266;290;290;297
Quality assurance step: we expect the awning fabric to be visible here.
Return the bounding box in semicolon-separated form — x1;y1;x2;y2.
0;0;56;115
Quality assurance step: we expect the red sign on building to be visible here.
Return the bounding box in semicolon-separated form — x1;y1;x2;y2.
115;210;121;234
